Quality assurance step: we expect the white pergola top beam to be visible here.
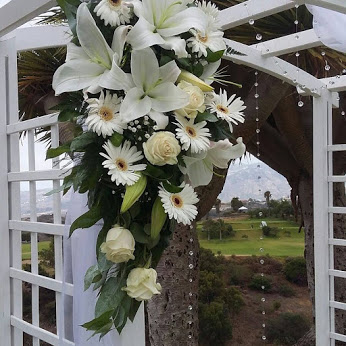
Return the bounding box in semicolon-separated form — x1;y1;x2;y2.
253;29;322;57
321;75;346;92
0;0;56;38
224;38;325;96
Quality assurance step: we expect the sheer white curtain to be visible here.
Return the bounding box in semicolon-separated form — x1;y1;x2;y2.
306;4;346;53
63;191;145;346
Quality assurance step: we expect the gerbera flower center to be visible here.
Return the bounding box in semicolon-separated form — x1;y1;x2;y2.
186;126;197;138
217;105;229;114
197;33;209;43
171;195;184;208
99;107;114;121
108;0;122;7
115;159;128;171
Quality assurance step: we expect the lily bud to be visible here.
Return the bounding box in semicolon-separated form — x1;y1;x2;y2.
177;70;214;92
151;197;167;240
121;174;147;213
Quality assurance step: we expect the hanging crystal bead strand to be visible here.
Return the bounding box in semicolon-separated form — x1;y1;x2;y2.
187;224;195;341
294;4;304;108
254;72;266;342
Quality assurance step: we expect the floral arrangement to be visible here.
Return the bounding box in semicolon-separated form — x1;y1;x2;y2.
50;0;246;337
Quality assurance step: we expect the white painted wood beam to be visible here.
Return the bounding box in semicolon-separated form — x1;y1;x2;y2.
223;38;324;96
305;0;346;14
320;75;346;92
15;25;71;52
219;0;303;30
252;29;322;57
0;0;56;38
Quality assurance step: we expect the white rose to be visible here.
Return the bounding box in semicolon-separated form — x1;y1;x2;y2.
175;81;206;119
143;131;181;166
100;225;135;263
123;268;162;301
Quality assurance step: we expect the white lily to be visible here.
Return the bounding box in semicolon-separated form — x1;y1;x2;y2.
127;0;207;58
181;137;246;187
53;3;130;95
112;48;189;129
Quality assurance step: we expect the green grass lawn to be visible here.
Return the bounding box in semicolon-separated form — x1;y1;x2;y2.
22;241;50;260
198;217;305;257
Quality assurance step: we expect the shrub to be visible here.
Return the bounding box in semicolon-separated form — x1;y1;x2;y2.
266;313;311;345
39;238;55;267
278;284;296;297
249;274;272;292
200;248;225;274
283;257;307;286
22;263;53;278
222;286;245;315
283;230;291;237
262;226;278;238
199;271;225;303
228;265;253;286
272;301;281;311
199;302;232;346
241;234;249;239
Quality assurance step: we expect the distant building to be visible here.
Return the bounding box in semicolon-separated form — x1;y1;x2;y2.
238;206;248;213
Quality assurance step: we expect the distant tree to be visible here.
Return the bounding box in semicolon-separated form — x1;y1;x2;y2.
264;191;272;206
231;197;243;211
22;232;31;242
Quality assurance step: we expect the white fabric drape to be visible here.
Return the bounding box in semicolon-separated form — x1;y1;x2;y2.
63;191;145;346
306;4;346;53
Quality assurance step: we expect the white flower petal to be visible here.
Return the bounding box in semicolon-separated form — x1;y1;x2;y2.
149;83;189;113
183;155;213;187
120;88;152;122
66;42;89;61
53;60;105;95
159;60;181;84
77;3;113;69
127;17;166;51
131;48;160;90
111;25;131;63
148;110;169;129
160;36;188;58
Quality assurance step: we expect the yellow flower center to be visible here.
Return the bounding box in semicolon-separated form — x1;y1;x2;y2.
171;195;184;209
197;33;209;43
108;0;122;7
186;126;197;138
99;106;114;121
115;159;128;171
217;105;229;114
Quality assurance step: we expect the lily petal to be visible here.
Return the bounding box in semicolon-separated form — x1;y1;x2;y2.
160;36;188;58
158;7;207;37
111;25;131;64
99;54;134;91
131;48;159;91
127;17;165;51
66;42;89;61
207;138;246;168
159;60;181;84
77;3;113;69
148;110;169;129
53;60;105;95
200;61;221;85
120;87;152;122
183;154;213;187
149;82;189;113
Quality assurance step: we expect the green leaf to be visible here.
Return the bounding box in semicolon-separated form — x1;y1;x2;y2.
84;265;102;291
151;197;167;240
193;63;204;77
176;58;192;71
46;144;70;159
82;310;113;332
143;164;167;179
110;132;123;147
206;49;225;63
70;204;102;236
44;180;73;196
95;277;126;317
128;300;142;323
130;223;150;244
162;181;183;194
160;55;173;66
70;132;97;152
58;109;79;122
195;112;219;123
114;295;132;333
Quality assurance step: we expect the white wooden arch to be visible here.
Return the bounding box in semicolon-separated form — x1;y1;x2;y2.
0;0;345;345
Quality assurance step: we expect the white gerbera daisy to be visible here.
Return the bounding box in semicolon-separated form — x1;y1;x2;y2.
94;0;134;27
208;90;246;132
86;90;126;138
174;116;211;153
187;25;226;58
158;183;199;225
100;140;147;186
198;1;220;21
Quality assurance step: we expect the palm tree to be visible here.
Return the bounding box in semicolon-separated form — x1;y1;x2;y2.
264;191;271;206
17;2;346;345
